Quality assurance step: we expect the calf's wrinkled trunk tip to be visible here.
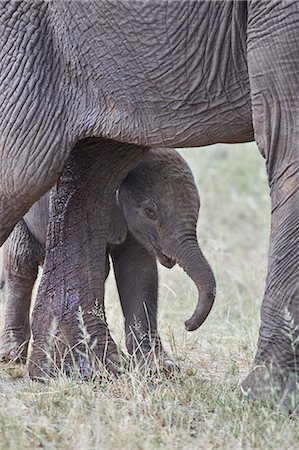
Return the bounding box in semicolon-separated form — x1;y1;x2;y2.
169;238;216;331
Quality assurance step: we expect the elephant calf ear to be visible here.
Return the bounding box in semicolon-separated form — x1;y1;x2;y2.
107;201;128;245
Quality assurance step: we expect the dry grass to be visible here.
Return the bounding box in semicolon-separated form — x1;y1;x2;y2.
1;143;298;450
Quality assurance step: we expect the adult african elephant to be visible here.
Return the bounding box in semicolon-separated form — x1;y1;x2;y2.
0;1;298;406
0;148;214;373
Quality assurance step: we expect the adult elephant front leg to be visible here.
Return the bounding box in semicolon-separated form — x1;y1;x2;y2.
243;1;299;410
29;139;147;380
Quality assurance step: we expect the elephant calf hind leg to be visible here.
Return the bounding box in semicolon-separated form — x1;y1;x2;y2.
0;221;41;362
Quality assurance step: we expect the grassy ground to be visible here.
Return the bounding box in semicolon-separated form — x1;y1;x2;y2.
1;143;298;449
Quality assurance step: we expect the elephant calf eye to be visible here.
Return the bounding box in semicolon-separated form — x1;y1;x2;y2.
142;202;158;221
144;207;157;220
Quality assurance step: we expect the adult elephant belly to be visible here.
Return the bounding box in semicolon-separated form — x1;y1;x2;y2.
55;0;253;148
83;84;254;148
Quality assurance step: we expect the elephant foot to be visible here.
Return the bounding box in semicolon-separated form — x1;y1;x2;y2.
128;335;179;375
132;350;180;376
242;365;299;414
0;330;29;363
28;330;126;381
157;351;180;375
91;339;128;379
61;349;126;380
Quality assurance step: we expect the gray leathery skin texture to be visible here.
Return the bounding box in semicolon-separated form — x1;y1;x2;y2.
0;221;43;362
49;0;252;146
0;1;297;405
242;0;299;410
0;2;69;243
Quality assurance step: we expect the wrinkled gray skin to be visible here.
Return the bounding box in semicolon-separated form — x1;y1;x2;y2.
0;148;215;372
0;1;298;406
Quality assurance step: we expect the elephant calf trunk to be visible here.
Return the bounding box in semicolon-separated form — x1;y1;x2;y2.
174;239;216;331
184;280;216;331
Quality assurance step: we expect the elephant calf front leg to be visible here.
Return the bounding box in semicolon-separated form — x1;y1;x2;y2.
110;233;178;373
0;221;41;362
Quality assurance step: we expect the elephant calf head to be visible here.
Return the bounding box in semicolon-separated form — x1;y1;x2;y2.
117;148;216;331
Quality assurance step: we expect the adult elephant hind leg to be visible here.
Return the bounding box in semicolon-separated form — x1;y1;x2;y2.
28;139;147;380
110;234;178;374
0;220;41;363
243;1;299;410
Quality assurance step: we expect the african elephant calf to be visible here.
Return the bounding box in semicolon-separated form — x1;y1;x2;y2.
0;148;215;372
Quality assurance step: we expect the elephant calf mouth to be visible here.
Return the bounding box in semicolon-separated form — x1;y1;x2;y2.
157;252;176;269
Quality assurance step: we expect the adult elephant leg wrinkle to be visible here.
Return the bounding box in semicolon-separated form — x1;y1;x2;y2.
28;139;147;380
0;126;68;246
242;0;299;409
